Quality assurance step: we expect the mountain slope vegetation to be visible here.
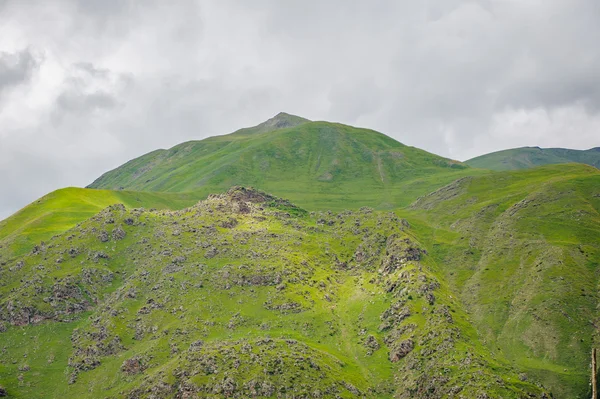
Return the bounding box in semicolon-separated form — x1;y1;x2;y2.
1;113;473;260
88;114;471;210
0;188;200;259
405;163;600;398
0;188;548;398
1;114;598;398
466;146;600;171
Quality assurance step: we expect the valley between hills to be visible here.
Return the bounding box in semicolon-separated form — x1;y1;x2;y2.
0;113;598;398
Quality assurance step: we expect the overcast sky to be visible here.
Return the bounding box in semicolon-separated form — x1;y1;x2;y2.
1;0;599;219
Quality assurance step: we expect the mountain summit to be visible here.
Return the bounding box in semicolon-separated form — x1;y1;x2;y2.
88;116;467;209
237;112;311;135
1;113;599;398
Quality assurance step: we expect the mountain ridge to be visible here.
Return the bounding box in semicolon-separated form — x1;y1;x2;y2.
466;146;600;171
87;116;470;212
1;114;599;398
0;187;550;398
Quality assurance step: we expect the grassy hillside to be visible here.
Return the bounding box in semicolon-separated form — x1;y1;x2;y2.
2;113;598;398
88;115;471;210
0;113;477;259
466;146;600;171
405;163;600;398
0;188;547;398
0;188;200;259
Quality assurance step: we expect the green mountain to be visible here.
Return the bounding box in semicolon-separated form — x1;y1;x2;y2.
88;113;470;210
0;188;549;398
1;114;599;398
466;146;600;171
0;114;476;262
0;188;200;259
405;163;600;398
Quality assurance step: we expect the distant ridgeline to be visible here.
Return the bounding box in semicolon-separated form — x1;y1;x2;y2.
466;146;600;171
0;112;598;398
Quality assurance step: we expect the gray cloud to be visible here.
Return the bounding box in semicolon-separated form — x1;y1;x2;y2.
0;48;39;95
0;0;599;219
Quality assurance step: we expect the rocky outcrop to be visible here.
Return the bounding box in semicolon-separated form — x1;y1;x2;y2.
390;339;414;362
380;235;426;275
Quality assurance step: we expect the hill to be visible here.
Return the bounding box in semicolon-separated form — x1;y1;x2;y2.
88;113;471;210
1;114;599;397
405;163;600;398
0;187;548;398
0;188;200;259
466;146;600;171
0;110;478;263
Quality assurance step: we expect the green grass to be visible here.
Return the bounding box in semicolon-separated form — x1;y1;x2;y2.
0;189;548;398
1;113;598;397
0;187;201;258
2;116;479;258
404;163;600;398
466;146;600;171
88;119;470;206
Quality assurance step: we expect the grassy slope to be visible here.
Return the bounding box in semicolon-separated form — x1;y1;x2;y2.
0;115;475;260
0;188;200;258
0;113;597;397
88;120;472;210
404;163;600;398
466;146;600;171
0;164;597;397
0;189;546;398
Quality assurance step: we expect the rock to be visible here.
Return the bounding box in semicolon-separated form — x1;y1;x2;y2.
380;235;426;275
213;376;237;395
426;292;435;305
364;335;380;351
264;301;303;313
0;386;7;397
390;339;414;362
162;264;182;274
10;260;24;272
342;382;359;395
204;247;218;259
112;226;126;241
220;217;238;228
121;357;143;375
98;231;109;242
92;251;110;261
189;340;204;351
172;256;186;264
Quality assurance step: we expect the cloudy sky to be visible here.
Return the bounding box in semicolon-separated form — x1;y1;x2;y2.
1;0;599;219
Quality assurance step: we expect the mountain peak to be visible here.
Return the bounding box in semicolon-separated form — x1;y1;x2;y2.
233;112;311;136
260;112;311;131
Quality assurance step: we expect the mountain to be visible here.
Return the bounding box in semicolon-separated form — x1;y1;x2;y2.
2;113;474;274
406;163;600;398
88;113;470;210
466;146;600;171
0;188;549;398
0;188;200;259
235;111;311;134
1;113;599;398
1;114;474;260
